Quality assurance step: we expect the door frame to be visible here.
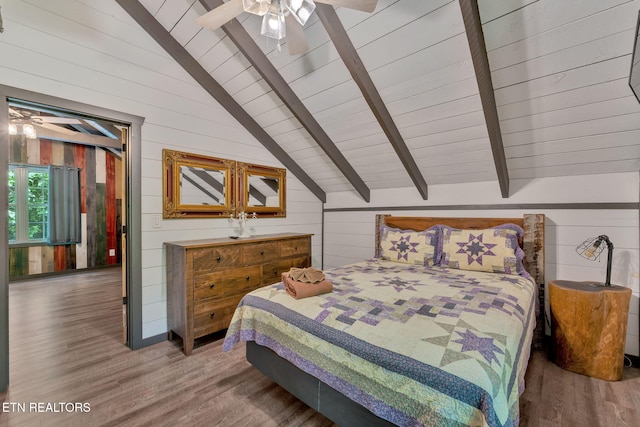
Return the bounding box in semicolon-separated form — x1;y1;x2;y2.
0;85;145;392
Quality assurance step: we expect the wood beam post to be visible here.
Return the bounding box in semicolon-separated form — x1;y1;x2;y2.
201;0;370;202
459;0;510;198
32;124;121;149
315;3;429;200
115;0;326;203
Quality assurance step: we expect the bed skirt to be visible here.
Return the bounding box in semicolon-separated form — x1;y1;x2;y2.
247;341;394;427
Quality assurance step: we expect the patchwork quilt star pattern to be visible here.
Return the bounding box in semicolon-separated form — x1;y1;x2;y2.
311;264;528;329
442;228;521;275
390;235;420;261
224;259;537;427
379;225;438;266
455;233;497;266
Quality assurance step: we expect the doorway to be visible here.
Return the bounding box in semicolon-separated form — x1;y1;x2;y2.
0;85;145;393
8;101;125;276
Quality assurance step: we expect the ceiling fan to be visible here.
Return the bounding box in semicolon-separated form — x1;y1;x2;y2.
9;107;84;138
197;0;378;55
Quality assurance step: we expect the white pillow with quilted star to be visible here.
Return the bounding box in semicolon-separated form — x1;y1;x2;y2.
440;227;520;274
379;225;439;266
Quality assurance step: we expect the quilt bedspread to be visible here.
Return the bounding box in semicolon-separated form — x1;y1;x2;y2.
223;259;537;427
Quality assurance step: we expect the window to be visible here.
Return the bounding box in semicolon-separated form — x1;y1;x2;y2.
8;165;49;243
8;164;81;245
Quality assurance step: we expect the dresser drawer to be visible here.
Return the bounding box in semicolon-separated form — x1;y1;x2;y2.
243;242;278;264
193;294;244;338
166;233;312;355
279;238;310;258
193;246;241;273
194;266;262;301
263;256;311;285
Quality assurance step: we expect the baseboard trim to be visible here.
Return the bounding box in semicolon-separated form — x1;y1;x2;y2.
141;333;167;347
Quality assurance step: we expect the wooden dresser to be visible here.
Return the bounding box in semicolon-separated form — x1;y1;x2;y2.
165;233;312;355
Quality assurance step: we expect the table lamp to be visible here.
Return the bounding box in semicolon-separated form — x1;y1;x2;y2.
575;235;614;286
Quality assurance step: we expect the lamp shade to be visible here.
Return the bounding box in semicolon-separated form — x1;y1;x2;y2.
283;0;316;26
243;0;271;16
575;235;614;286
8;122;37;139
261;9;286;39
22;123;37;139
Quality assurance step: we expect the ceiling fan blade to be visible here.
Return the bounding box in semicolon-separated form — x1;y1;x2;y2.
34;122;77;135
8;107;23;118
314;0;378;13
33;116;82;124
285;14;309;55
196;0;244;31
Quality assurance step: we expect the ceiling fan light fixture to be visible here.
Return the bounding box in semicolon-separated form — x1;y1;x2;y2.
243;0;272;16
22;123;37;139
283;0;315;26
261;9;286;40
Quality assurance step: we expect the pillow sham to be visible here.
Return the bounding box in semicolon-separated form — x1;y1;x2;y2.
379;224;439;266
440;227;522;275
490;223;530;277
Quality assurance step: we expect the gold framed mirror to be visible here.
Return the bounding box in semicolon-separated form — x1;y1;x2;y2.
162;149;235;218
238;162;286;217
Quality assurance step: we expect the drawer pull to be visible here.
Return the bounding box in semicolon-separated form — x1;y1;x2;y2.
260;250;264;255
209;283;215;289
210;312;215;319
246;276;251;281
294;246;298;250
273;269;278;275
216;256;222;262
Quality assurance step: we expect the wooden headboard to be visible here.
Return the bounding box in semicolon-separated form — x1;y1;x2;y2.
375;214;545;286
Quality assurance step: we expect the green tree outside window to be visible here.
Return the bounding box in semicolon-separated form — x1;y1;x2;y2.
8;165;49;243
8;169;16;241
27;170;48;240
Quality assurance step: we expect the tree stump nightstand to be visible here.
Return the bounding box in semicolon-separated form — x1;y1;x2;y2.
549;280;632;381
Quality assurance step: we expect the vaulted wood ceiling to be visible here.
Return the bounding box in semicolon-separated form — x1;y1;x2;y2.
117;0;640;202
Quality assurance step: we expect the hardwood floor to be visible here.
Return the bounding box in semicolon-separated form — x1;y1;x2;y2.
0;269;639;426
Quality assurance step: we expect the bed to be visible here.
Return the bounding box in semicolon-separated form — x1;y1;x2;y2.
223;215;545;426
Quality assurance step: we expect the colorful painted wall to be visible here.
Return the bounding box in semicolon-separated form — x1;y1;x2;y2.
8;136;122;279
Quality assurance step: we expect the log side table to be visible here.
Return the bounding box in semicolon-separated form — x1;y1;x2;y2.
549;280;632;381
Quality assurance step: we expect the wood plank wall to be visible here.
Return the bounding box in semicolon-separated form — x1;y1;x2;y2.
8;136;122;279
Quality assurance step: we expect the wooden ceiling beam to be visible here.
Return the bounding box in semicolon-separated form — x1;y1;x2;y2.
86;120;122;139
315;3;429;200
115;0;326;203
201;0;370;203
32;124;121;149
459;0;510;198
70;122;91;134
